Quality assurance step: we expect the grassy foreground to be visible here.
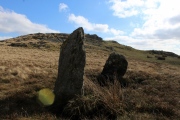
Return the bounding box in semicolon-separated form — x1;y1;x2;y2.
0;36;180;119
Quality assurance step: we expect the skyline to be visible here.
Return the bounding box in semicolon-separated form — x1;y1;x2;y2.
0;0;180;55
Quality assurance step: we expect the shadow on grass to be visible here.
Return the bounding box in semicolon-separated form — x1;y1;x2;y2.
0;90;50;119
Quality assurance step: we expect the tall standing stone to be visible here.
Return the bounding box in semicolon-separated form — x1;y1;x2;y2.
53;27;86;108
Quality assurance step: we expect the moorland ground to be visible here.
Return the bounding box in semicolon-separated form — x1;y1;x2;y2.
0;35;180;119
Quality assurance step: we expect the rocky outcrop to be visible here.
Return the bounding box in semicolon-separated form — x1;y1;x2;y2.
85;34;103;46
6;33;69;42
85;34;103;41
98;52;128;86
9;43;28;47
53;27;86;108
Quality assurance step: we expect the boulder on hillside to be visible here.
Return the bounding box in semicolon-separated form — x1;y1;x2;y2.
157;56;166;60
147;55;153;58
53;27;86;109
98;52;128;86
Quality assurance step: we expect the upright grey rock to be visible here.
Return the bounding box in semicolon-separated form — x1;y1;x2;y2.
98;52;128;86
53;27;86;108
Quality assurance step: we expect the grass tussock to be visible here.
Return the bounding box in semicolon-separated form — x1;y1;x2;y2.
63;78;123;119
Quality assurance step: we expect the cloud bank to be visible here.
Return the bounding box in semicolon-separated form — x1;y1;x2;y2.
0;6;59;35
107;0;180;55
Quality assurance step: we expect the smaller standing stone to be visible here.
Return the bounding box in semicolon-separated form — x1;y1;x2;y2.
98;52;128;86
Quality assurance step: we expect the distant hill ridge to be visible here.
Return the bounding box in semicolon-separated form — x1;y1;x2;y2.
2;32;179;57
148;50;179;58
5;33;103;43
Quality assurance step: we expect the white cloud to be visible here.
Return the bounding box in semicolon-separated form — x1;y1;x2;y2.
109;0;144;18
0;36;12;40
107;0;180;55
109;28;124;36
59;3;68;12
0;6;59;35
68;14;124;36
68;14;107;32
108;0;180;40
109;0;160;18
131;0;180;39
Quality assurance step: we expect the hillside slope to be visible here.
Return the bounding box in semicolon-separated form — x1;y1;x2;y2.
0;33;179;119
1;33;180;65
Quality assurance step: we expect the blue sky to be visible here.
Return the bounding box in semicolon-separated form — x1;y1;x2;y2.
0;0;180;55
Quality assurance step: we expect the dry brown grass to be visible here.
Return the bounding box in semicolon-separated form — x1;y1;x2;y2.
0;38;180;119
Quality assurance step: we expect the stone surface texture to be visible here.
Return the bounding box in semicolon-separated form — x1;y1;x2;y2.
54;27;86;107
